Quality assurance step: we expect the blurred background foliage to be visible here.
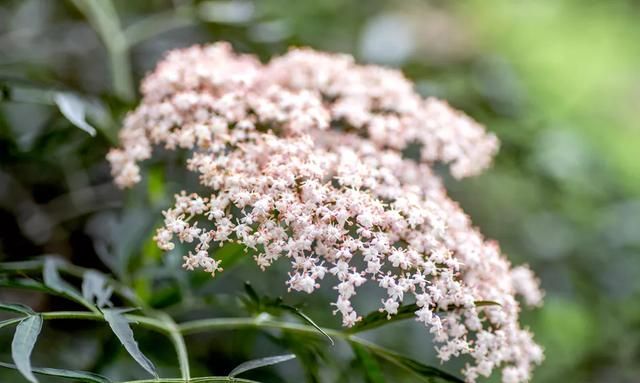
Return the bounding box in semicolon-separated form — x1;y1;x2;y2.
1;0;639;382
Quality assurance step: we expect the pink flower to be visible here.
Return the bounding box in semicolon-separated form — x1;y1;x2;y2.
108;42;543;383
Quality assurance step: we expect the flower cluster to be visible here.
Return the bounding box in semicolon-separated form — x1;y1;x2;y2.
108;42;543;383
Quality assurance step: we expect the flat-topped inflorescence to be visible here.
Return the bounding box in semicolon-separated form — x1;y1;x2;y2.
108;42;543;383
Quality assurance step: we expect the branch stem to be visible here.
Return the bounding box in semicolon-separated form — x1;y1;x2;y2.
5;310;462;383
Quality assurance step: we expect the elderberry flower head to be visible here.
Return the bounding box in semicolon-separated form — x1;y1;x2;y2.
108;42;543;383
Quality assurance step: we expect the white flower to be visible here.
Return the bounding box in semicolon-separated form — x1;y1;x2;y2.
381;298;400;318
109;42;543;383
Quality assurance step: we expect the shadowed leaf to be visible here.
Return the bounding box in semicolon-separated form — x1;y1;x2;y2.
0;303;35;315
0;259;143;308
354;339;463;383
278;303;334;346
350;301;500;333
44;259;94;309
0;362;111;383
11;315;43;383
243;281;261;306
102;308;158;378
352;343;385;383
82;271;113;308
0;318;25;330
54;92;97;136
0;277;55;294
216;242;246;270
241;283;334;345
229;353;296;377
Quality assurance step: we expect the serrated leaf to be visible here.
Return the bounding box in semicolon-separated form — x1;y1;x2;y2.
102;308;158;378
54;92;97;136
43;259;92;309
0;303;35;315
0;261;142;308
350;301;500;333
82;271;113;308
0;362;111;383
228;353;296;377
352;343;385;383
11;315;43;383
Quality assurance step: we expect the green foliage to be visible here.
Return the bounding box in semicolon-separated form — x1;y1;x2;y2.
351;343;385;383
0;258;465;382
0;303;35;316
43;259;91;308
350;301;500;333
0;362;112;383
11;315;42;383
228;354;296;377
1;0;639;382
53;92;98;137
102;309;159;379
242;282;334;345
348;338;463;383
82;271;114;308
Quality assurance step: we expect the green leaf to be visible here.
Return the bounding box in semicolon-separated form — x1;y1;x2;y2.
349;303;420;333
357;340;463;383
112;377;260;383
102;308;158;378
350;301;500;333
382;353;462;383
0;303;35;315
216;242;246;270
0;276;49;292
351;343;385;383
43;259;94;310
228;353;296;377
11;315;43;383
278;304;334;346
0;277;85;312
53;92;97;136
0;317;25;331
277;333;322;383
241;283;334;346
0;260;142;308
0;260;44;273
82;271;113;308
243;281;261;307
0;361;111;383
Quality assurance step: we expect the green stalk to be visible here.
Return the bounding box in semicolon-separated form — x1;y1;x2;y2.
157;313;191;381
0;258;147;309
123;378;259;383
40;311;167;333
69;0;133;101
29;312;462;383
123;6;196;47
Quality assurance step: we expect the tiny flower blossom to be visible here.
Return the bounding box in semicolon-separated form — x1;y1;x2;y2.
108;42;543;383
